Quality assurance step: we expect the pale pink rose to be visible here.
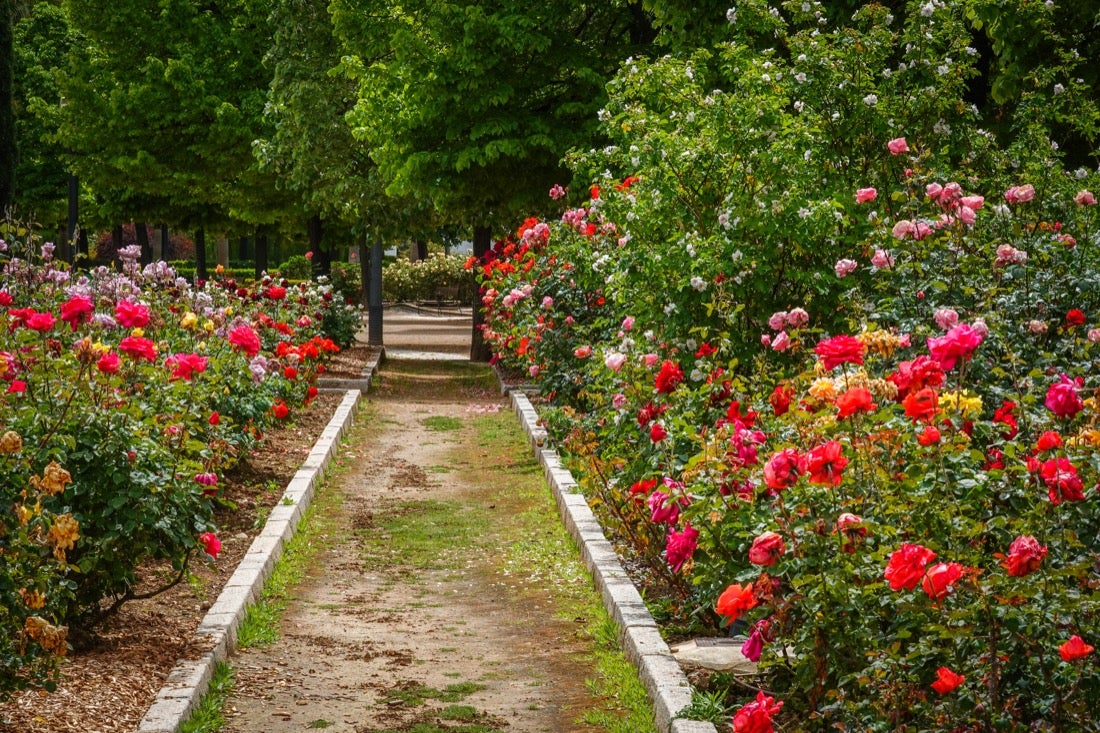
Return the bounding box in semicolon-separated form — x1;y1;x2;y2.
542;296;554;309
612;393;628;409
642;353;659;367
959;195;985;210
898;333;912;348
771;331;791;352
1028;320;1049;334
892;219;916;239
835;259;859;278
870;249;894;269
941;182;962;203
787;307;809;327
957;205;977;227
934;308;959;330
1059;234;1077;248
574;345;593;359
995;244;1028;267
768;311;788;331
913;221;934;240
926;182;944;200
761;333;772;347
1076;190;1097;206
970;319;989;338
564;316;575;325
528;365;540;378
887;137;909;155
1088;329;1100;344
855;187;878;204
1005;184;1036;204
605;352;627;372
622;316;635;331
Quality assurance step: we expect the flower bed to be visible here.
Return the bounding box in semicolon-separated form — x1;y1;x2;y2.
0;231;359;700
471;5;1100;723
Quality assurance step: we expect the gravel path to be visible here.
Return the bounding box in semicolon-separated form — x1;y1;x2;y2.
220;357;636;732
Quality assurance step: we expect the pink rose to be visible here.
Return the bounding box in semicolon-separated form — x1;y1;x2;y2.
574;345;592;359
926;182;944;200
959;195;985;210
933;308;959;330
665;524;699;573
957;206;976;227
887;137;909;155
1088;328;1100;344
1004;184;1036;204
768;311;788;331
612;393;628;409
870;249;894;269
1076;190;1097;206
786;307;809;327
771;331;790;352
622;316;635;331
927;323;984;370
541;296;554;309
642;353;659;367
604;352;626;372
855;187;877;204
891;219;915;239
834;259;858;278
1045;374;1083;419
1028;320;1048;334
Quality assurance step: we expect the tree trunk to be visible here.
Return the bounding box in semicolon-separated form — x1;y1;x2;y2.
411;239;428;261
194;227;208;282
135;222;151;265
159;223;168;260
0;0;14;212
67;174;79;258
112;225;123;259
307;214;331;277
368;235;384;347
469;225;492;362
358;230;369;307
255;231;269;279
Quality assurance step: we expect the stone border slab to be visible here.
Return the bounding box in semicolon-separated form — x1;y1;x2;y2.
137;387;364;733
508;390;719;733
317;345;385;393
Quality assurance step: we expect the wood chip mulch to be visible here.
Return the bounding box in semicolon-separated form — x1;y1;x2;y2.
1;345;375;733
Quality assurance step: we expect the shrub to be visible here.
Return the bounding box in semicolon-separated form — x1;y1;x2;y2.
93;224;194;263
383;253;474;304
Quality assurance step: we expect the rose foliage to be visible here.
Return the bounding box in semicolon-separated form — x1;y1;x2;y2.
475;2;1100;729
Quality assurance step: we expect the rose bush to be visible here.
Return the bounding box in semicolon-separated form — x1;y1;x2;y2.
0;231;353;698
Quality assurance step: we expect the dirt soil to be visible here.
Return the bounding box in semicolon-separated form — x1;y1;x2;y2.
222;360;618;733
0;346;375;733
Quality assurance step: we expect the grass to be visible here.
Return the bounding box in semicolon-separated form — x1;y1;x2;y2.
235;426;349;648
422;415;465;431
178;662;234;733
467;410;659;733
356;498;480;573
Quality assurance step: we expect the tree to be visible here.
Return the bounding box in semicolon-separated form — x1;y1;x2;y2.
1;0;15;211
331;0;653;359
57;0;281;273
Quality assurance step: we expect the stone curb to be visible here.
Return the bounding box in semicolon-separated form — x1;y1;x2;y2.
316;345;386;393
507;390;719;733
136;387;365;733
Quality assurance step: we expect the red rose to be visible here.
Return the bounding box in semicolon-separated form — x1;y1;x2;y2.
921;561;965;600
118;336;158;361
1036;430;1063;452
992;400;1018;439
654;360;684;394
917;425;941;446
649;422;668;442
763;448;804;491
931;667;965;695
805;440;848;486
1066;308;1087;327
114;299;150;329
884;543;937;591
732;690;783;733
1059;635;1095;662
835;387;876;419
715;582;757;624
1040;457;1086;504
814;334;866;370
769;384;794;416
748;531;786;566
1001;535;1047;577
272;400;290;419
903;387;939;422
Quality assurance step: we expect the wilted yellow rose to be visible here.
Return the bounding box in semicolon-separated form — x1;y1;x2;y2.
47;513;79;561
23;616;68;656
0;429;23;454
38;461;72;495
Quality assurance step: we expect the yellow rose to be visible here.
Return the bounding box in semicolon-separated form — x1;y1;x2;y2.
130;327;145;338
0;429;23;454
37;461;73;495
47;513;80;561
180;312;198;329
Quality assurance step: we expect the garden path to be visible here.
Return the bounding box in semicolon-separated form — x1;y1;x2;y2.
219;351;626;732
